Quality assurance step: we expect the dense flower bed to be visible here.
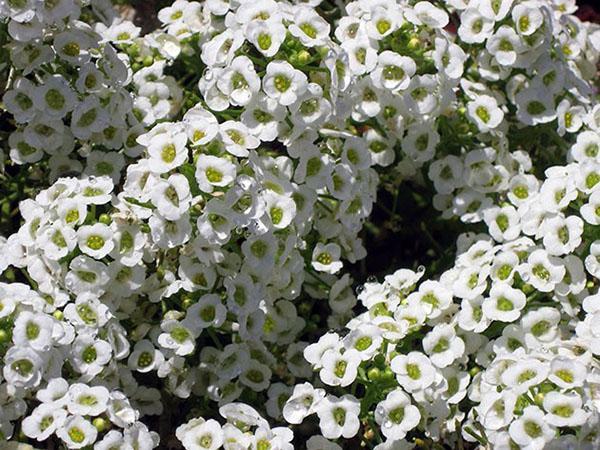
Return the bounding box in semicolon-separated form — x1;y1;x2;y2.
0;0;599;448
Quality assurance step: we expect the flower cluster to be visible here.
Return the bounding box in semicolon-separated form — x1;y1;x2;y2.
1;0;600;448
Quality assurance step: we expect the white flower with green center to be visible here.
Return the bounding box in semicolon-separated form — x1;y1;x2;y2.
37;222;77;260
182;104;219;146
541;215;584;256
263;61;308;106
63;292;111;329
404;1;449;28
289;6;330;47
3;77;37;123
457;8;494;44
180;418;223;450
422;324;465;368
85;150;125;184
283;382;326;424
151;174;191;221
33;74;77;119
67;383;110;416
486;25;523;66
56;415;98;449
22;403;68;441
370;51;416;91
70;334;112;379
127;339;164;373
311;242;343;274
147;129;188;174
109;223;146;267
315;394;360;439
217;55;260;107
556;98;585;136
516;86;557;126
477;390;518;431
483;206;521;243
406;280;452;319
77;223;114;259
196;199;234;245
240;360;272;392
391;351;436;392
247;19;286;58
543;391;589;427
77;176;114;206
342;325;382;360
71;97;109;140
220;120;260;157
195;154;236;193
482;282;526;322
548;356;587;388
519;249;565;293
183;293;227;333
508;406;555;449
365;6;402;40
319;348;361;387
521;307;561;346
64;255;110;296
467;95;504;132
3;346;43;389
13;310;55;351
262;190;296;230
341;37;378;76
570;130;600;162
158;319;197;356
501;359;550;394
374;389;420;440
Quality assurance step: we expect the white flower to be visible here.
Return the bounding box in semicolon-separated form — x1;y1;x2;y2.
312;242;343;274
22;403;68;441
283;382;326;424
180;418;223;450
67;383;110;416
374;389;420;440
57;415;98;449
33;74;77;119
467;95;504;131
482;283;526;322
157;320;196;356
422;324;465;368
521;307;561;345
548;356;587;388
289;6;330;47
404;2;449;29
220;120;260;157
12;310;55;351
315;394;360;439
542;391;588;427
519;249;565;292
508;406;555;450
183;293;227;333
77;223;114;259
501;359;550;393
128;339;165;373
391;352;436;392
319;348;361;387
246;19;286;57
151;174;191;221
195;154;236;194
370;51;416;91
146;128;188;173
217;56;261;107
262;61;308;106
458;9;494;44
540;215;584;256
